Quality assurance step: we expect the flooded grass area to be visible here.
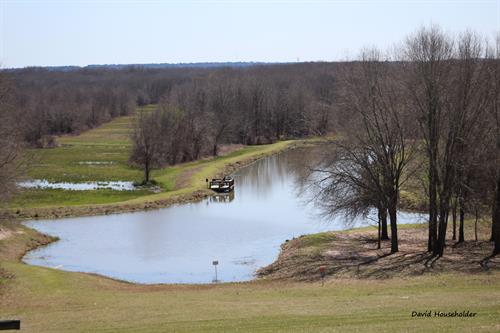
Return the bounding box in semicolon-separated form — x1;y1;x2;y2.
18;179;136;191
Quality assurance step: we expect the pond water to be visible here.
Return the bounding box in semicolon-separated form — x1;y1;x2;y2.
23;148;424;284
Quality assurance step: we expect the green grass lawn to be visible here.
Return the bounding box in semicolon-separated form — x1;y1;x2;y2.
1;259;498;333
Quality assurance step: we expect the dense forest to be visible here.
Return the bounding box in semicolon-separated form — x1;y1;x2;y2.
1;25;499;258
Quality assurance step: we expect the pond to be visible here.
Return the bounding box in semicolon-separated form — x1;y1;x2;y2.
23;147;424;284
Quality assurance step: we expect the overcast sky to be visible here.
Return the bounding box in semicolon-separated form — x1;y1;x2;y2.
1;0;499;68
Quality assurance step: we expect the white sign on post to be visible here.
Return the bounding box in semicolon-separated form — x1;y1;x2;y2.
212;260;219;283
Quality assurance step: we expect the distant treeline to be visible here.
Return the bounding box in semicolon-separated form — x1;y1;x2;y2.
3;61;286;72
8;63;337;148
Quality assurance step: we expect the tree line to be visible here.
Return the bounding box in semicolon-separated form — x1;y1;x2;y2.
9;66;197;147
7;64;336;149
311;26;500;257
129;64;336;182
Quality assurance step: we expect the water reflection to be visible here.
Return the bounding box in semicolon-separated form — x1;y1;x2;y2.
207;192;235;204
23;147;423;284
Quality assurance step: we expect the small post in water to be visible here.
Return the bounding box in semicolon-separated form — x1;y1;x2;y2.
212;260;219;283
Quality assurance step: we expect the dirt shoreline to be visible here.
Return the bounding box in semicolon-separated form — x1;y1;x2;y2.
257;223;500;281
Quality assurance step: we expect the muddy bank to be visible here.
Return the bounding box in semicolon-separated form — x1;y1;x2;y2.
257;224;500;281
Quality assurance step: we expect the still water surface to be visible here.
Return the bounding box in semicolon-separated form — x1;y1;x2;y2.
24;148;423;284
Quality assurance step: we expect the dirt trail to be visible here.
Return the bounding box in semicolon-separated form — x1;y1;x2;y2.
0;228;12;241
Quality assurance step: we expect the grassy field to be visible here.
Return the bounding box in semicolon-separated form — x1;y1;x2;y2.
8;105;294;210
0;221;499;333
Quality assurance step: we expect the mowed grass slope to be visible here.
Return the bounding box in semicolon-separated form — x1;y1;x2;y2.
9;105;293;209
0;259;499;333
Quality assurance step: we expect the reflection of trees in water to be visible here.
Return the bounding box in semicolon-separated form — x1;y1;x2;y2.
208;192;235;204
235;153;288;198
293;144;370;230
291;145;330;189
236;147;324;199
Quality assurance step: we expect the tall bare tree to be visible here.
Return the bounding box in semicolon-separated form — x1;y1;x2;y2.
489;34;500;255
0;72;23;202
312;50;416;253
403;26;455;256
129;109;165;184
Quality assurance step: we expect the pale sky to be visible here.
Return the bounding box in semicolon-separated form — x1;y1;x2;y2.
1;0;499;68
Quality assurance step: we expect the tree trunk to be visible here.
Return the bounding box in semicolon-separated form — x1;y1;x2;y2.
427;110;439;253
144;160;150;184
458;198;465;243
495;204;500;255
428;159;438;253
475;207;478;242
434;200;449;257
491;173;500;242
494;172;500;254
381;207;389;240
491;202;496;242
377;208;381;250
388;196;398;253
444;209;449;248
452;198;457;241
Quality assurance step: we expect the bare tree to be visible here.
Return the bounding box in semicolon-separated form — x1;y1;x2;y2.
0;72;23;202
129;109;165;184
311;145;388;249
403;26;455;256
344;50;416;252
311;50;416;253
489;33;500;255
